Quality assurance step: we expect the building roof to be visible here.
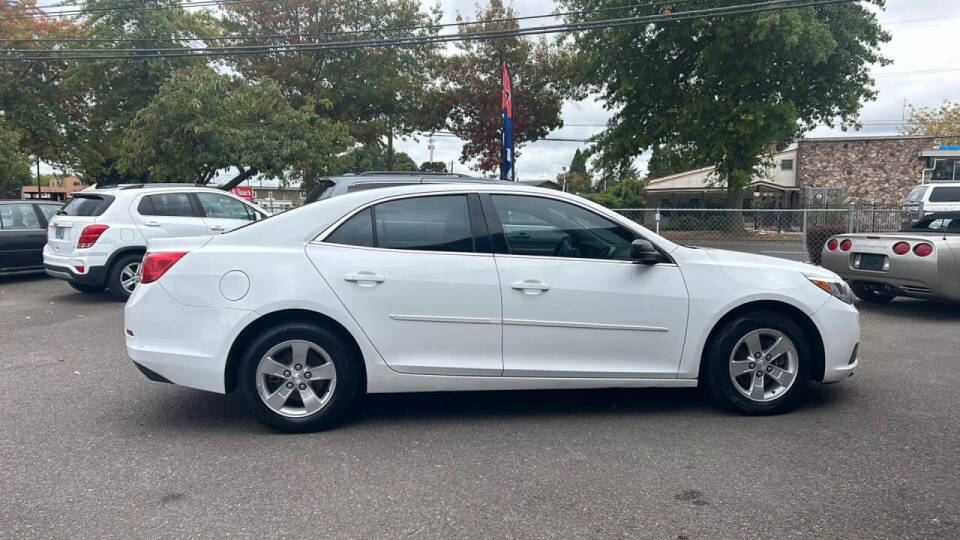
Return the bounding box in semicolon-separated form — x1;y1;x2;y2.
800;134;935;143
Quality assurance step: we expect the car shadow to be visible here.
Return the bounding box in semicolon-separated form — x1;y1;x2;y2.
857;297;960;321
0;270;49;285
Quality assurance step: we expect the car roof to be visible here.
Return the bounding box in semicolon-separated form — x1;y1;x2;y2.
917;212;960;219
76;184;245;196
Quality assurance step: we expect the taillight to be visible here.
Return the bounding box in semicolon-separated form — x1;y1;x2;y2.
892;242;910;255
140;252;187;284
839;239;852;251
77;225;109;248
826;239;838;251
913;243;934;257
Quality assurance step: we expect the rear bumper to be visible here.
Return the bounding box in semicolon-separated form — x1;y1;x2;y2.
813;297;860;383
43;245;109;286
124;281;255;394
821;249;960;301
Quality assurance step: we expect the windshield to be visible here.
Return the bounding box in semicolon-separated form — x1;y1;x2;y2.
908;216;960;233
906;186;929;203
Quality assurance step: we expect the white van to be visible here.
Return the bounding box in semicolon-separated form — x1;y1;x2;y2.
904;182;960;215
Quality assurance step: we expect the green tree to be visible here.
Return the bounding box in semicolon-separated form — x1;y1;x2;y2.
60;0;219;182
645;144;711;180
901;101;960;145
224;0;444;171
0;120;32;198
569;148;589;175
441;0;572;172
585;177;646;209
562;0;889;213
118;67;353;189
0;1;83;169
420;161;449;173
335;145;417;175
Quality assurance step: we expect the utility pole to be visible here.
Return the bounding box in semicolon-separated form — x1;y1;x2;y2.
36;156;41;199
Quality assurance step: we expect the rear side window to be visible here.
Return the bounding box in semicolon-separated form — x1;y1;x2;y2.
138;193;197;217
37;204;61;222
61;195;113;216
324;195;474;253
196;192;254;221
928;187;960;203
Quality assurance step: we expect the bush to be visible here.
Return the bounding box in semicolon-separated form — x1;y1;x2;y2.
806;224;846;265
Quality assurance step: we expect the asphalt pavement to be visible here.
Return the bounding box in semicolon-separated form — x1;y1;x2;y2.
1;273;958;538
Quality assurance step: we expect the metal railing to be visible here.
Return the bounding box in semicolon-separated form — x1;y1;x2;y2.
613;205;919;262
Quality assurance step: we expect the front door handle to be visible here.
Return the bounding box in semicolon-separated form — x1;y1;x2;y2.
144;221;161;227
344;272;385;287
209;225;226;232
512;279;550;295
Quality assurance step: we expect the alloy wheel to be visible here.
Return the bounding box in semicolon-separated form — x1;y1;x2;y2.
120;261;141;294
728;328;799;402
255;340;338;418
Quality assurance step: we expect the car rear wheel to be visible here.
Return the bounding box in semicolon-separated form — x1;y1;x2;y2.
851;282;896;304
238;322;361;433
69;282;103;293
703;310;811;415
106;253;143;301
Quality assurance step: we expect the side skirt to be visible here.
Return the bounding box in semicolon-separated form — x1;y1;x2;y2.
366;375;697;394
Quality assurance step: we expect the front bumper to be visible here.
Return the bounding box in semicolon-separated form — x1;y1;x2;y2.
813;296;860;383
124;281;255;394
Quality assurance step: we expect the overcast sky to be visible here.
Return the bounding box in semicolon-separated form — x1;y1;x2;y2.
407;0;960;180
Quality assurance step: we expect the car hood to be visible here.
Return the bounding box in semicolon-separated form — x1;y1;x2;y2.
697;247;839;280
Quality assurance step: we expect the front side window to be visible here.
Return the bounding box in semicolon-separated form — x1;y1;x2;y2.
0;204;41;230
139;193;196;217
324;195;474;253
490;195;636;261
196;192;254;221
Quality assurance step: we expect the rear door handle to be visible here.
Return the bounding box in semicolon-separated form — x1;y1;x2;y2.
144;221;161;227
209;225;226;232
512;279;550;295
344;272;385;287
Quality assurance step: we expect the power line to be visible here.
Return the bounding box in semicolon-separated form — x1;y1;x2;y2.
0;0;265;22
0;0;699;43
0;0;858;61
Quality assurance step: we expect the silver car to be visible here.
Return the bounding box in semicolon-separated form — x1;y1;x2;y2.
821;212;960;303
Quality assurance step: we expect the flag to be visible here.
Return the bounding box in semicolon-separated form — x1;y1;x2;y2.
501;59;515;181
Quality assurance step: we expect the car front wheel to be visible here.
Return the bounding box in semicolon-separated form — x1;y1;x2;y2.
703;310;811;415
238;322;361;433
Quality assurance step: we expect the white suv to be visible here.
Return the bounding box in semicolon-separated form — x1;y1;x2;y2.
44;184;267;300
904;182;960;215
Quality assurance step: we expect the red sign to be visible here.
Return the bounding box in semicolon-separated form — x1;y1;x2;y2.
231;186;254;202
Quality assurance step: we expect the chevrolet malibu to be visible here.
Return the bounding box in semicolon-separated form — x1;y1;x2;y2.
125;185;860;432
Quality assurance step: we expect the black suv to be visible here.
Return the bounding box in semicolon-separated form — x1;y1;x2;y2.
1;200;62;274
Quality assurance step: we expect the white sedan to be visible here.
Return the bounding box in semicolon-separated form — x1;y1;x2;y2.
125;184;860;432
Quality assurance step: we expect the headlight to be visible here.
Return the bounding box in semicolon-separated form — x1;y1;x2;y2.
806;275;855;304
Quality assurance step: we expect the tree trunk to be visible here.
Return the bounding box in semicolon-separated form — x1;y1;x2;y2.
217;168;259;191
386;123;394;171
725;185;745;232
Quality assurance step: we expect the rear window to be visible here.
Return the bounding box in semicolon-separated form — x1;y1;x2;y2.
60;195;114;216
928;187;960;203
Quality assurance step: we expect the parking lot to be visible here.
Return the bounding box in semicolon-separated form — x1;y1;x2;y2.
1;273;958;538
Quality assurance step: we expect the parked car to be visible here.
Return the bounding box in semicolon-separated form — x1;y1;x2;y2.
125;184;860;432
821;212;960;303
304;171;501;203
904;182;960;216
45;184;267;301
0;200;62;274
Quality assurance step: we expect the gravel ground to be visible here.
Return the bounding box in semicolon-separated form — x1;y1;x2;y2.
1;273;958;539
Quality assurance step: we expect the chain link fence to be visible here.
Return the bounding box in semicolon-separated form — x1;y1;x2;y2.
614;205;918;263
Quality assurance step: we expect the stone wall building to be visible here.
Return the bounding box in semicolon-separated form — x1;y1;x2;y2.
796;135;937;204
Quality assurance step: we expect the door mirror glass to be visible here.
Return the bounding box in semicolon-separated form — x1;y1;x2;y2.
630;239;661;264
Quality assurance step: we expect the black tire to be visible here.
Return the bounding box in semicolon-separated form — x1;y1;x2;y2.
106;253;143;302
851;282;896;304
69;282;103;293
703;310;812;415
238;322;362;433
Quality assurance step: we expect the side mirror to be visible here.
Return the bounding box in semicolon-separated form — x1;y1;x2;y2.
630;239;662;265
